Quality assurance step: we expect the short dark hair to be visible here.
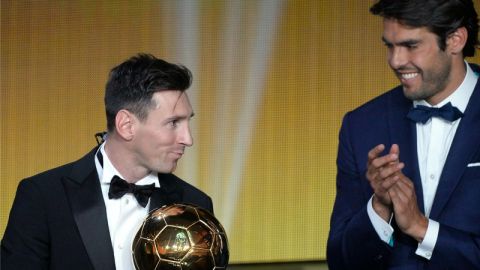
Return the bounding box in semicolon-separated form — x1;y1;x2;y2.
104;53;192;131
370;0;479;57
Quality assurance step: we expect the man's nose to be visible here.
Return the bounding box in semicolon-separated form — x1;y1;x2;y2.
179;124;193;147
388;47;408;70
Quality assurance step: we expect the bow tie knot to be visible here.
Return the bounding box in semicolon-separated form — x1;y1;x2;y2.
406;102;463;124
108;176;156;207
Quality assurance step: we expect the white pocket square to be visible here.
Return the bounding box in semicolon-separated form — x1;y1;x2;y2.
467;162;480;167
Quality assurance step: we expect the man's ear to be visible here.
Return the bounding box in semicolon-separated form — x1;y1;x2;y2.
115;109;136;141
447;27;468;55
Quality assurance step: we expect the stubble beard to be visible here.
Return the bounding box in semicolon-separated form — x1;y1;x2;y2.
402;57;452;102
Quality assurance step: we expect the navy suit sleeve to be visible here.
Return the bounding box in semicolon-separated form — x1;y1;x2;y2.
430;225;480;268
1;179;50;270
327;113;392;269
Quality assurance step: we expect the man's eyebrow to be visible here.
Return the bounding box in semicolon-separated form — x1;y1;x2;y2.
382;36;420;47
166;112;195;122
381;36;390;45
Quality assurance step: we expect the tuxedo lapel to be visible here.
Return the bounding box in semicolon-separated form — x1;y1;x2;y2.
149;189;169;211
387;88;425;213
430;78;480;218
63;148;115;270
149;173;183;211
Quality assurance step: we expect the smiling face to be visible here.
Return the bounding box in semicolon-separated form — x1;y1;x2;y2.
382;19;459;105
131;90;194;174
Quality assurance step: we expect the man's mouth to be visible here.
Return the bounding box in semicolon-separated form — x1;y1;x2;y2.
172;151;184;158
395;70;421;86
400;72;419;80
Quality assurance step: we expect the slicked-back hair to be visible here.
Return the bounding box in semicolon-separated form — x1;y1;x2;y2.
370;0;479;57
104;53;192;132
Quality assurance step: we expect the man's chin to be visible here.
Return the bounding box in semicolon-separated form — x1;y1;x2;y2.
167;162;178;173
155;164;177;174
402;86;424;101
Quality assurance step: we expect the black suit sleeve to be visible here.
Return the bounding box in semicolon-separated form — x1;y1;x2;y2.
1;179;50;270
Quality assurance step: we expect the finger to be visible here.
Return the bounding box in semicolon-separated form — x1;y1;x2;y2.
367;159;402;186
389;180;416;212
366;171;379;183
381;164;408;193
370;153;399;172
381;171;403;190
393;177;415;198
388;185;408;208
389;144;400;156
366;144;385;180
387;144;401;167
367;144;385;164
378;162;404;179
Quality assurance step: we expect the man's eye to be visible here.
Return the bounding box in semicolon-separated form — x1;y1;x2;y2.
170;120;178;127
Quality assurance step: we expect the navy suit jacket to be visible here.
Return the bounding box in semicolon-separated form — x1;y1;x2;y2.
327;64;480;269
1;147;213;270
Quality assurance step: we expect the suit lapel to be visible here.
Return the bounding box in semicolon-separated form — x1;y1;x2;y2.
430;76;480;218
387;88;425;214
63;148;116;270
149;189;168;211
149;173;183;211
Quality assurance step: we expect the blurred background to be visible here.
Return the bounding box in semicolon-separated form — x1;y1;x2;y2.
2;1;480;269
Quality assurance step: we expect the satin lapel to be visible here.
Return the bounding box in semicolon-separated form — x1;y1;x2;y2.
63;148;115;270
149;173;182;211
388;88;425;214
149;189;168;211
430;78;480;218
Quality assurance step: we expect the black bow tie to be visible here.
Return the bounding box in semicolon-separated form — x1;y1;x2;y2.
406;102;463;124
108;176;156;208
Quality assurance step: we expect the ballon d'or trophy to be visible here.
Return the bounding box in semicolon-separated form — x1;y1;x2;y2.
132;203;229;270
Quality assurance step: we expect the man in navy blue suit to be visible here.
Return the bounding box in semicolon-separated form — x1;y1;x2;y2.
1;54;213;270
327;0;480;269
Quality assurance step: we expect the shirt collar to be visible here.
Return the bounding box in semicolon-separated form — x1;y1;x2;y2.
413;61;478;112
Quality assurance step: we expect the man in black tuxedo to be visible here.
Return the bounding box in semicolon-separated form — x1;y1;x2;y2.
1;54;213;270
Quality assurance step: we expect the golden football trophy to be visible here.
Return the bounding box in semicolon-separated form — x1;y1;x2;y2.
132;203;229;270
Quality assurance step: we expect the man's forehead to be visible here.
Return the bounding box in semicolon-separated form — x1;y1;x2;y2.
382;19;432;40
152;90;189;106
151;90;193;115
383;18;430;32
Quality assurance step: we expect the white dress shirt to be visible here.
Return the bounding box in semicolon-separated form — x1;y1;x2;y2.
367;62;477;259
95;143;160;270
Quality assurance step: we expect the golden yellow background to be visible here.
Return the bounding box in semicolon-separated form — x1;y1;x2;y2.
2;0;480;264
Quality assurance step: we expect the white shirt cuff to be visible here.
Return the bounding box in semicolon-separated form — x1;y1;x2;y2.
415;219;439;260
367;196;394;245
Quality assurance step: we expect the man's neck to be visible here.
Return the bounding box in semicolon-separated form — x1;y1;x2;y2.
426;58;467;106
104;137;150;183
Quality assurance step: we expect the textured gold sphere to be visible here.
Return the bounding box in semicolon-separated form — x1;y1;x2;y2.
132;203;229;270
